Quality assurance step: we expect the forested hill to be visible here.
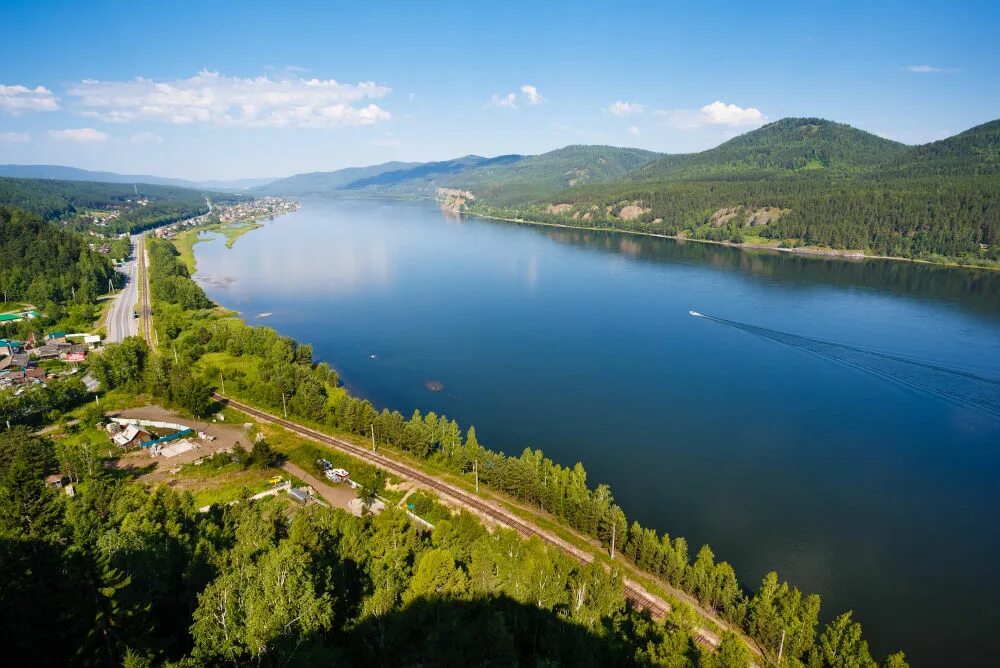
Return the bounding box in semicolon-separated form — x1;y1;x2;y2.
451;145;661;205
880;119;1000;177
0;206;115;305
635;118;908;178
443;118;1000;266
0;177;239;235
256;145;659;202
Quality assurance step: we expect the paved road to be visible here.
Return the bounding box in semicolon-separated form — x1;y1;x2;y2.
105;236;139;342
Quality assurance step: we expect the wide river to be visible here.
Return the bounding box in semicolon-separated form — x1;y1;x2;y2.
193;198;1000;665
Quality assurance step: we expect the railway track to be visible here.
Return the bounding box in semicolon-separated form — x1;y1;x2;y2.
211;393;727;644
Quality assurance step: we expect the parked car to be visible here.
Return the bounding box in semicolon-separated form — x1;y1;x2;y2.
316;458;332;471
325;468;350;483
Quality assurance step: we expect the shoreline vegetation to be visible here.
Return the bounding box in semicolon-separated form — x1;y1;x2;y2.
459;207;1000;272
176;201;907;666
173;205;292;274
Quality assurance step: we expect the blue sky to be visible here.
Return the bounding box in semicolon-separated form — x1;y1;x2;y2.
1;0;997;180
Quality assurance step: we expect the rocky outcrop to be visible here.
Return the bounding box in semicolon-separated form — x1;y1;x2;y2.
617;203;651;221
546;203;574;214
711;206;789;227
437;188;475;213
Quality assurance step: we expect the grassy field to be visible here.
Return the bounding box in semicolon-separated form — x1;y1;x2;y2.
0;302;31;314
196;350;347;405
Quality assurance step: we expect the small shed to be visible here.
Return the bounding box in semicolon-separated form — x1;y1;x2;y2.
82;373;101;392
287;487;313;505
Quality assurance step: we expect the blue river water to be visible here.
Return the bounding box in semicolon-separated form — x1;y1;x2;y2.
192;198;1000;665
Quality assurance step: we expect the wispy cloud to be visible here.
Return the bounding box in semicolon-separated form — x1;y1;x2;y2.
654;100;766;128
608;101;644;117
48;127;109;143
130;131;162;144
0;84;59;114
0;131;30;143
626;125;640;137
904;65;957;74
520;84;543;105
487;92;518;109
65;70;391;128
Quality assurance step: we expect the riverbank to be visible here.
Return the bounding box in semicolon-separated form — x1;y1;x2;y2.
174;204;298;274
464;208;1000;271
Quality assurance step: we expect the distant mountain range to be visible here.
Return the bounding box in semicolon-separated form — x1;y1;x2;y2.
3;117;998;264
0;164;275;191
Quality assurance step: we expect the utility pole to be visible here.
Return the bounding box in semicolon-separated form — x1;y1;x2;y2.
172;345;179;364
220;371;226;396
71;286;76;302
777;629;786;666
281;392;288;419
611;523;616;560
371;424;376;453
474;459;479;494
95;395;100;407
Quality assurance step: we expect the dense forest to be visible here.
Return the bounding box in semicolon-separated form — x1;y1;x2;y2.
71;231;907;667
461;119;1000;266
0;425;763;667
0;206;115;306
0;177;240;235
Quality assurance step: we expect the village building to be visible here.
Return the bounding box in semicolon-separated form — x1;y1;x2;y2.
112;424;154;449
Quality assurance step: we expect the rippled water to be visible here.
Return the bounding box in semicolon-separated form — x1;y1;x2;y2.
193;198;1000;665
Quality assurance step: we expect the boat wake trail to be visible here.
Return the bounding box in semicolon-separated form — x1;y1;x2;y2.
691;311;1000;418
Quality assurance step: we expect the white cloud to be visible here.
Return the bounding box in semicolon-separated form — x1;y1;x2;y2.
905;65;955;73
608;101;644;117
130;131;162;144
48;128;109;143
487;92;518;109
0;84;59;114
0;131;30;143
626;125;640;137
520;84;543;105
64;70;391;129
654;100;767;128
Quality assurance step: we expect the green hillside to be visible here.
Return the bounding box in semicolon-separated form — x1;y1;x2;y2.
637;118;908;179
448;145;662;204
884;119;1000;177
454;119;999;267
0;177;234;235
0;206;115;306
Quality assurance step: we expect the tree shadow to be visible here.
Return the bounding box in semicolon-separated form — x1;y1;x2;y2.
102;457;158;481
332;595;696;668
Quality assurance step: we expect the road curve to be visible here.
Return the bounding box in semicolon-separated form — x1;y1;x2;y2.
213;392;727;649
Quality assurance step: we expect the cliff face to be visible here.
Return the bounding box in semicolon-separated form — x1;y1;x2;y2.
437;187;475;212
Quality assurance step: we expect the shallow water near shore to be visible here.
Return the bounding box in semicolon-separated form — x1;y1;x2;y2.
193;197;1000;665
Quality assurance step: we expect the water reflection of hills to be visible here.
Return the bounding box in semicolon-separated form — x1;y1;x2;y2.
540;227;1000;318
